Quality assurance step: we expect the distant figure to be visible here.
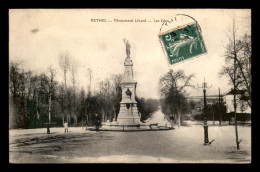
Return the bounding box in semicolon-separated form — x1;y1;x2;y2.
96;120;101;132
170;115;175;129
95;114;100;132
47;123;50;134
164;116;168;128
64;122;68;133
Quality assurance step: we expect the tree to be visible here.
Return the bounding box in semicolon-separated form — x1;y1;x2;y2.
65;87;73;125
99;79;113;122
219;20;249;150
27;74;40;128
70;60;78;126
85;92;101;125
57;84;66;124
9;61;23;101
47;66;56;124
189;100;196;110
58;52;71;124
9;61;28;128
96;74;123;122
220;35;251;108
111;74;123;120
88;68;93;94
159;69;194;127
136;97;159;121
37;69;58;126
59;52;71;90
78;87;86;126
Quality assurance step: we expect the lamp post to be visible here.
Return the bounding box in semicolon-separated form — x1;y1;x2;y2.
218;87;222;126
197;77;212;145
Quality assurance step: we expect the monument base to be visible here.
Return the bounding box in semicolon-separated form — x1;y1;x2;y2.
116;103;141;125
116;116;141;125
92;121;174;131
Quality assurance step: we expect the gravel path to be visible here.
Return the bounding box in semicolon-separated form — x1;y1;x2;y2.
9;121;251;163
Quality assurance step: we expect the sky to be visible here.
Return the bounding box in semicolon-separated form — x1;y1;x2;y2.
9;9;251;99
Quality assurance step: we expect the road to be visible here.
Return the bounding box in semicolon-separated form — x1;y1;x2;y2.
9;121;251;163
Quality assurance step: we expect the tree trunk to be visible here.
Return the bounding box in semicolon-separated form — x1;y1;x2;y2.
62;114;64;125
233;24;240;150
64;72;67;90
67;114;71;126
177;110;181;128
82;119;83;128
102;108;105;122
234;96;240;150
74;115;77;126
48;93;52;124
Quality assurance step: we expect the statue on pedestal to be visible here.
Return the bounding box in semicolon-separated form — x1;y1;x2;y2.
116;39;140;125
123;39;131;58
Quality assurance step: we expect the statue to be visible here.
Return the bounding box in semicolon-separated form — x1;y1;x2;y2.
125;88;132;99
123;39;131;58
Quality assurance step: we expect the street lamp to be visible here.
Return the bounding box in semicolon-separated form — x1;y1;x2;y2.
197;77;212;145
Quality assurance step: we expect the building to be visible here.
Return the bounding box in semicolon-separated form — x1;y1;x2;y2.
223;90;251;114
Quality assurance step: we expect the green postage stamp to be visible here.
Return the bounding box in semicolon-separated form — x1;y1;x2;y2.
159;22;207;65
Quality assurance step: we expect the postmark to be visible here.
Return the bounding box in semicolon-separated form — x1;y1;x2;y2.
159;16;207;65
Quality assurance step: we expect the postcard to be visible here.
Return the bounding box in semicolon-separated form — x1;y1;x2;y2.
9;9;251;163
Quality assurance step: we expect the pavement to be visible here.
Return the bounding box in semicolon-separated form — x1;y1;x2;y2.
9;120;251;163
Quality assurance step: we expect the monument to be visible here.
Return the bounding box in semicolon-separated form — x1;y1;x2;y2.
97;39;171;131
116;39;141;125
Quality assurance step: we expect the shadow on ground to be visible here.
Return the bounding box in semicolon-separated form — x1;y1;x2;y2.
10;132;114;155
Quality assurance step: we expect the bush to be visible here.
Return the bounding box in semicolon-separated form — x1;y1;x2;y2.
194;114;203;120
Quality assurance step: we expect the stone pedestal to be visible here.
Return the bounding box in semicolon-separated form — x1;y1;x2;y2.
116;56;141;125
117;103;140;125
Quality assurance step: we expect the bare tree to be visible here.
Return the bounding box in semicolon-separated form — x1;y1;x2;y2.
79;87;86;127
159;69;195;127
66;87;73;125
70;60;78;126
9;61;27;128
220;19;249;150
88;68;93;94
38;66;57;124
9;61;22;101
58;52;71;125
47;66;56;124
111;74;123;89
110;74;123;120
70;60;78;89
57;84;65;124
25;70;33;101
220;28;251;108
99;79;113;122
59;52;71;90
31;74;41;126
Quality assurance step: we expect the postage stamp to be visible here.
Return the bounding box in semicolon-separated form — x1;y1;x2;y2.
159;22;207;65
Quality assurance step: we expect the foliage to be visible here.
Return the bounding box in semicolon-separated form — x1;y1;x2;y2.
220;34;251;108
158;69;195;125
206;102;226;121
9;60;164;129
136;97;159;121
